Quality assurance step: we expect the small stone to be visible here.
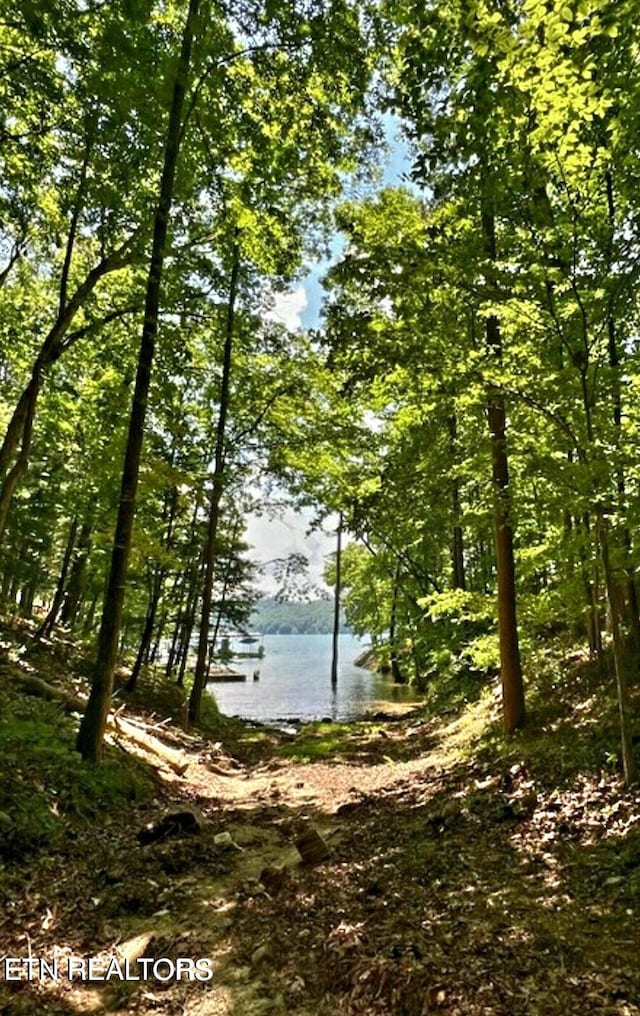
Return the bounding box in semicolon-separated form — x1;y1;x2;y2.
138;805;205;845
117;932;156;964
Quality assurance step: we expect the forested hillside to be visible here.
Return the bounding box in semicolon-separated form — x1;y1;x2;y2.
1;2;640;1014
251;597;347;634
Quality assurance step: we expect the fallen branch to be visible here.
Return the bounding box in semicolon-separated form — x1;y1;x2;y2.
8;670;87;713
5;666;189;775
112;715;189;776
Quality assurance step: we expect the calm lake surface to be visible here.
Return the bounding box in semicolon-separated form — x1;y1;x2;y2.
206;633;419;724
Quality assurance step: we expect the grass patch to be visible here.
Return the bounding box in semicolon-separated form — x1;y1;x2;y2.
279;720;384;762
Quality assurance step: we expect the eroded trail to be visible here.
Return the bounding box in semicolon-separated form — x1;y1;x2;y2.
2;697;640;1016
182;721;445;814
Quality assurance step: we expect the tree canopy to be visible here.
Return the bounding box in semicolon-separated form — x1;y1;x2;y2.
0;0;638;782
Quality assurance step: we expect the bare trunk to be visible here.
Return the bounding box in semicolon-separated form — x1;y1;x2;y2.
0;376;41;539
0;240;134;538
207;518;241;683
77;0;200;761
482;178;525;733
177;575;199;687
331;512;343;689
35;517;78;640
605;171;640;656
598;514;637;785
188;241;240;725
127;585;162;691
389;558;405;684
127;484;179;691
448;414;466;590
60;520;92;627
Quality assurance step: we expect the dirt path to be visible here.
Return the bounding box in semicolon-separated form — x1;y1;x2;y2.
2;701;640;1016
183;728;446;814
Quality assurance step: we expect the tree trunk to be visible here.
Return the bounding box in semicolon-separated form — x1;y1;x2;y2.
177;576;199;687
188;240;240;725
206;518;241;683
448;414;466;590
127;484;179;691
82;593;98;634
20;582;35;617
389;558;405;684
60;520;92;627
35;517;78;640
0;375;41;539
165;497;201;677
127;582;162;691
577;513;602;657
331;512;343;689
0;237;134;540
77;0;200;761
605;171;640;657
481;178;525;733
598;514;637;785
166;571;189;678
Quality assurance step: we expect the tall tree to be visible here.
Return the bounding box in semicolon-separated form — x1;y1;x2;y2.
77;0;201;761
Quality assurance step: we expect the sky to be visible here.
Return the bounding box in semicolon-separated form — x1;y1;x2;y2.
245;121;413;595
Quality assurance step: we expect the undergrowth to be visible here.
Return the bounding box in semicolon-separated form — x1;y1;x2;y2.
0;691;152;864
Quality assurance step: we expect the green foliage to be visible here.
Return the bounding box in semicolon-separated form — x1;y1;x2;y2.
0;694;152;862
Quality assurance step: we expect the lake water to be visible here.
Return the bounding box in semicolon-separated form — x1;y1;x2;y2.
206;633;419;724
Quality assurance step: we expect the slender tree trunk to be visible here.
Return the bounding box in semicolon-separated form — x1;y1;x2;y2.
20;582;35;617
188;240;240;725
598;514;637;785
578;513;602;657
481;177;525;733
1;563;12;603
82;593;98;634
77;0;200;761
127;484;179;691
0;238;134;540
127;582;162;691
149;608;168;666
60;520;92;627
575;303;634;781
331;512;343;689
0;375;41;539
166;570;189;677
448;414;466;590
389;558;405;684
177;572;200;687
165;496;201;676
605;171;640;655
206;518;241;683
35;517;78;640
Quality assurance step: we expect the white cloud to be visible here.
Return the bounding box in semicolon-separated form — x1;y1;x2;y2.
244;506;339;596
265;285;308;331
